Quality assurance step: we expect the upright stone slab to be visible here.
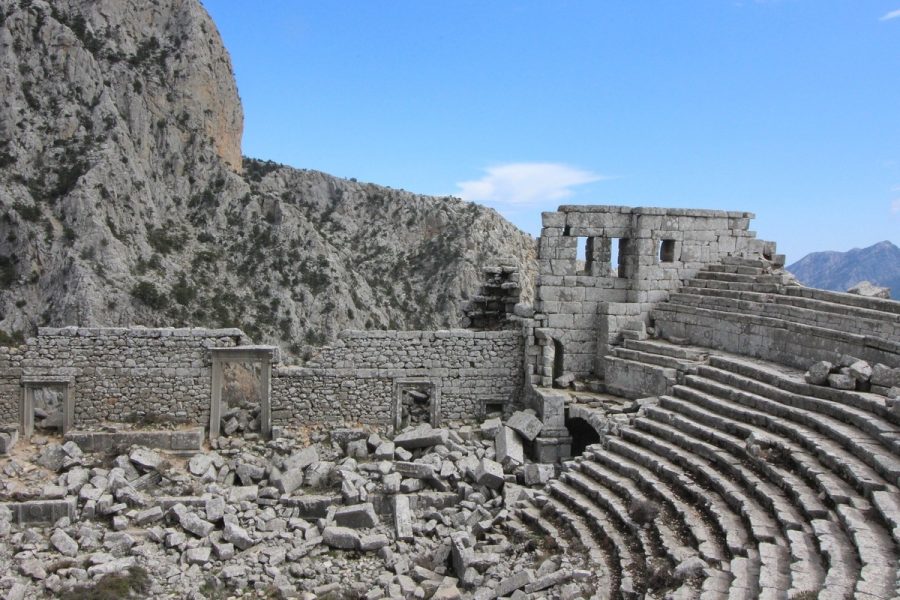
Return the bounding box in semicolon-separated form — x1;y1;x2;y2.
393;495;414;541
494;426;524;468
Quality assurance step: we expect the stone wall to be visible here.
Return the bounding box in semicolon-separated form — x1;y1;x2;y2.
21;327;243;428
0;346;23;426
272;329;524;428
531;205;778;381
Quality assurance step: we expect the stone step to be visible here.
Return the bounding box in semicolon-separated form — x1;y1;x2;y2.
548;480;639;595
561;470;654;565
697;364;900;461
707;355;900;429
682;374;900;489
610;346;700;372
810;518;864;600
654;394;830;522
718;256;775;270
587;445;727;564
623;339;710;362
681;284;900;329
684;278;784;294
660;384;900;596
527;500;614;596
629;418;809;599
783;284;900;318
632;415;787;547
703;264;768;276
646;400;832;595
616;426;753;558
694;271;785;285
574;459;698;565
669;291;900;343
835;504;899;598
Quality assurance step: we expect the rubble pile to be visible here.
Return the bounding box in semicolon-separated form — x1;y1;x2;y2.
0;416;595;599
805;355;900;398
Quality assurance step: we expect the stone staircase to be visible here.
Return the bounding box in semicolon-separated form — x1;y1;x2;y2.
534;345;900;599
652;256;900;370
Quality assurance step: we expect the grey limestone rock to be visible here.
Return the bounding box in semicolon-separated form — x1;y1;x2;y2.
848;280;891;299
506;411;543;442
322;526;360;550
474;458;505;490
223;521;255;550
805;361;833;385
394;425;449;450
333;503;379;529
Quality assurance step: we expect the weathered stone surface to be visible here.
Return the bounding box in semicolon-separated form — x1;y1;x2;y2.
523;463;554;486
50;529;78;557
395;461;436;480
179;512;215;538
494;426;524;468
223;522;255;550
393;495;414;541
129;448;163;471
394;425;449;450
283;446;319;471
506;411;543;441
134;506;164;525
359;533;389;551
848;360;873;383
334;503;379;529
474;458;505;489
828;373;856;390
805;361;833;385
322;526;360;550
273;468;304;495
185;546;211;565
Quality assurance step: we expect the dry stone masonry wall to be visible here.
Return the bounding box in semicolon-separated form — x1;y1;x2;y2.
272;329;524;428
529;205;780;382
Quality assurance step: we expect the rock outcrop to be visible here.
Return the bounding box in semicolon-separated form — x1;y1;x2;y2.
0;0;536;352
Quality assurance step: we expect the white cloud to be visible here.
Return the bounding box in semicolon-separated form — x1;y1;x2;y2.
456;163;606;206
880;9;900;20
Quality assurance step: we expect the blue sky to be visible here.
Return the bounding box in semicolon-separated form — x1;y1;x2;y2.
202;1;900;262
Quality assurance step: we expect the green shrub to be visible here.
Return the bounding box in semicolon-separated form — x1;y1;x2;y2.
131;280;167;309
59;565;150;600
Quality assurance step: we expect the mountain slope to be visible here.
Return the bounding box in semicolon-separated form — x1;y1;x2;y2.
0;0;536;354
786;241;900;298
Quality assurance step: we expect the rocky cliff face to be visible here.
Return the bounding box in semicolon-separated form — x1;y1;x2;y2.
0;0;537;353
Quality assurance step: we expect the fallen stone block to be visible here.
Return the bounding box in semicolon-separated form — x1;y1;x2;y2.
394;425;449;449
494;426;524;468
50;529;78;557
506;411;543;441
179;512;215;538
134;506;164;525
872;364;900;388
525;569;573;593
0;429;18;455
359;533;390;551
474;458;505;490
848;280;890;298
223;521;255;550
523;463;554;486
393;495;414;541
228;486;258;503
322;526;360;550
497;569;534;596
848;360;873;383
828;373;856;390
185;546;211;565
804;361;832;386
205;496;226;522
395;461;436;480
374;441;395;460
273;468;304;495
480;418;502;438
129;448;163;471
87;556;135;578
283;446;318;471
334;502;379;529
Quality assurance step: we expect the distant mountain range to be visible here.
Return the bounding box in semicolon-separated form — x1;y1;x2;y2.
786;241;900;299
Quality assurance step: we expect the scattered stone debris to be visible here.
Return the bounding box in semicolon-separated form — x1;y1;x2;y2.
0;418;591;599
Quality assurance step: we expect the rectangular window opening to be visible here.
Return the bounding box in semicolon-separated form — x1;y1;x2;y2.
659;239;676;263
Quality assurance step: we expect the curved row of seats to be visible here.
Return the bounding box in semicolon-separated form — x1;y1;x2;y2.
531;345;900;599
